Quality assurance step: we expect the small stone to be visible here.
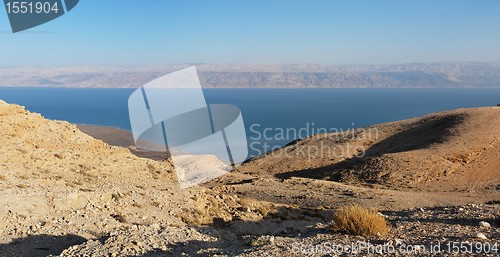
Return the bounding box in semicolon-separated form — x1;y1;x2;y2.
479;221;491;228
377;212;388;218
477;233;488;240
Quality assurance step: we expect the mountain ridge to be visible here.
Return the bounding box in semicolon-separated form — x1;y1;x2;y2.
1;62;499;88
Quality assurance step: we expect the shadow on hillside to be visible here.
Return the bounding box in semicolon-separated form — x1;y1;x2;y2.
0;234;86;257
275;114;465;182
136;206;333;257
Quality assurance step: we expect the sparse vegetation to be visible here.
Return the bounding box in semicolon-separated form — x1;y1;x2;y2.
180;200;220;226
239;197;274;218
332;205;389;236
248;236;274;247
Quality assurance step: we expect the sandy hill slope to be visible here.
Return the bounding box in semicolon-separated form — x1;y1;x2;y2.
236;107;500;192
0;99;184;231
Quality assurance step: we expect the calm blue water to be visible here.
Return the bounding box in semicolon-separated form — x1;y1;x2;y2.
1;87;500;157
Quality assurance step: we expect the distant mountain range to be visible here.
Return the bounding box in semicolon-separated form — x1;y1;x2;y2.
1;62;499;88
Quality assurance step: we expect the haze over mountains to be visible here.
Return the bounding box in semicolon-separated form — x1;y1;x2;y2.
1;62;500;88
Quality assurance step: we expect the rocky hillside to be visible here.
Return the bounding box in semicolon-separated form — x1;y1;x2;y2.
0;100;273;256
236;107;500;192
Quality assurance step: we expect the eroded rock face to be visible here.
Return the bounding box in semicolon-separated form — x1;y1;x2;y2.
0;100;191;241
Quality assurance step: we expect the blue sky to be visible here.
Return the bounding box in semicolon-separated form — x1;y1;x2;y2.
1;0;499;66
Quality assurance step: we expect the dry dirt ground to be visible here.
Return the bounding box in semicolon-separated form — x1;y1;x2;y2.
0;100;498;256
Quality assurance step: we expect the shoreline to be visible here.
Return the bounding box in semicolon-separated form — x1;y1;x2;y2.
76;124;168;161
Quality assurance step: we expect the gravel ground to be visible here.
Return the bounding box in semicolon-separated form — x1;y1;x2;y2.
52;204;498;256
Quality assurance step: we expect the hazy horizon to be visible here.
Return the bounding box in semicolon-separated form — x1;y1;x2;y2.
1;62;499;88
2;61;500;68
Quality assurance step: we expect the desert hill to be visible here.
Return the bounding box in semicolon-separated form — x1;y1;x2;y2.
234;107;500;192
0;99;182;230
206;108;500;211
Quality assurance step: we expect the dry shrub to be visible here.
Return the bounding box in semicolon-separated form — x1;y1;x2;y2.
239;197;273;217
180;194;229;226
332;205;388;236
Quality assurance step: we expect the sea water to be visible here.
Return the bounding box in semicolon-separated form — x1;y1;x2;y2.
1;87;499;157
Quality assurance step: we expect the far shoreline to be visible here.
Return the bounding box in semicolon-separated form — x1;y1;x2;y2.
76;124;168;161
